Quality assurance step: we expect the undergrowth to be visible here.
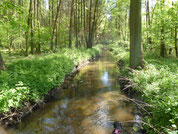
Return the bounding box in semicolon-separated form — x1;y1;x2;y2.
0;45;102;113
108;42;178;134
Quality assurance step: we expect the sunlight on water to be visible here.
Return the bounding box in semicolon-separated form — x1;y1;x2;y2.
101;71;110;86
9;50;135;134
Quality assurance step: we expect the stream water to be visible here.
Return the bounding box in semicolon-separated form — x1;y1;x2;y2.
8;50;135;134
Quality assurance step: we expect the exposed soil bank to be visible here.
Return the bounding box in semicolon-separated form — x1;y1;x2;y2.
0;55;100;128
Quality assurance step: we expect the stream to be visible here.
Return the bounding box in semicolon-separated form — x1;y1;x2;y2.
8;50;136;134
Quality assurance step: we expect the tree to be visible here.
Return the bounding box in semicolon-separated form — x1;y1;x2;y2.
145;0;152;45
129;0;144;69
26;0;33;55
0;53;6;70
160;0;166;57
175;26;178;57
69;0;74;48
51;0;61;51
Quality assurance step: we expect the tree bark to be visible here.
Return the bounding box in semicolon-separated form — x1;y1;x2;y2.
69;0;74;48
75;0;79;48
37;0;41;53
87;0;93;48
51;0;61;51
31;0;34;54
130;0;144;69
0;53;6;70
175;26;178;57
160;0;166;57
25;0;33;56
146;0;152;45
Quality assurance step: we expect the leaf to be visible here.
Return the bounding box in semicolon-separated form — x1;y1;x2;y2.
133;126;138;131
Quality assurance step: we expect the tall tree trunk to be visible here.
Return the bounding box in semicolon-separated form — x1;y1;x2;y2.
69;0;74;48
146;0;152;45
31;0;34;54
91;0;98;46
75;0;79;48
87;0;92;48
130;0;144;69
83;0;87;46
0;53;6;70
160;0;166;57
51;0;61;51
25;0;33;56
37;0;41;53
160;25;166;57
175;26;178;57
55;20;58;48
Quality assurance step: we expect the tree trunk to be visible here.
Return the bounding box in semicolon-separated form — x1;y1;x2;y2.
160;25;166;57
129;0;144;69
25;0;33;56
175;26;178;57
31;0;34;54
0;53;6;70
146;0;152;45
69;0;74;48
37;0;41;53
75;0;79;48
87;0;92;48
160;0;166;57
51;0;61;51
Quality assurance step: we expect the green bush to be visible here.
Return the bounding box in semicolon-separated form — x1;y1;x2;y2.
108;42;178;134
0;45;102;113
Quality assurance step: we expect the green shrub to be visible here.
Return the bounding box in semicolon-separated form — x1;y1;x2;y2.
0;45;102;113
108;42;178;134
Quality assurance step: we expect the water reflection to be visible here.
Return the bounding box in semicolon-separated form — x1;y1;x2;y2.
9;50;135;134
101;71;109;86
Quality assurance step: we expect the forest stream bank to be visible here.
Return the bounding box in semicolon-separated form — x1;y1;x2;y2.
0;45;102;128
5;49;142;134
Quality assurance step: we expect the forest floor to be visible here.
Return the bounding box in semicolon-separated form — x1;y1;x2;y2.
0;45;103;127
108;43;178;134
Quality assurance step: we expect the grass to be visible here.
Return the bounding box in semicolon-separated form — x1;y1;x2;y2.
108;42;178;134
0;45;103;113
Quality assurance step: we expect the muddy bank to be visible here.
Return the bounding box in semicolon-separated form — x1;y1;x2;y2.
0;56;100;128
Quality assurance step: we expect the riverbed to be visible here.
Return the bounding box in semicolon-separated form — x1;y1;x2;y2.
8;50;135;134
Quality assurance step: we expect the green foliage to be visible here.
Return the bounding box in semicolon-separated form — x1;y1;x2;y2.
143;0;178;54
108;42;129;64
108;43;178;134
0;45;102;113
131;55;178;133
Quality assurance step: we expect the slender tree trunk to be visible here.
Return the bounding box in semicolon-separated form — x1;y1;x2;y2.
83;0;87;46
91;0;98;46
75;0;79;48
51;0;61;51
55;20;58;48
87;0;92;48
37;0;41;53
146;0;152;45
160;0;166;57
160;25;166;57
0;53;6;70
26;0;33;56
52;0;54;25
130;0;144;69
31;0;34;54
175;26;178;57
49;0;51;25
69;0;74;48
